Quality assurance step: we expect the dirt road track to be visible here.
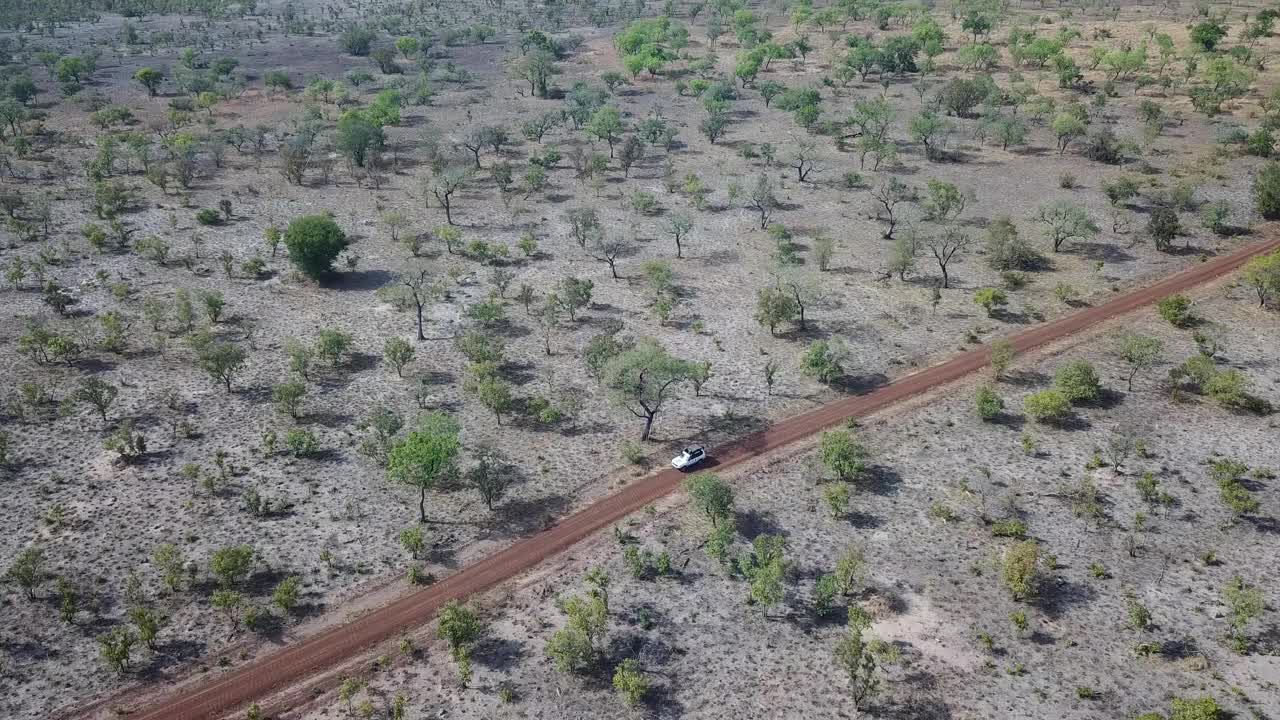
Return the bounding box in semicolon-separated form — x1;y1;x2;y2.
103;235;1280;720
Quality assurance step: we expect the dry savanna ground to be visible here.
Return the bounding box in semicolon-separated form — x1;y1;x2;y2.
317;286;1280;720
0;0;1278;718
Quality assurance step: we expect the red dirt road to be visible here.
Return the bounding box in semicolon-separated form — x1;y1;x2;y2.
108;235;1280;720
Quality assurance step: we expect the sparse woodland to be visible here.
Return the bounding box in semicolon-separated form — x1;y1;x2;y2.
0;0;1278;718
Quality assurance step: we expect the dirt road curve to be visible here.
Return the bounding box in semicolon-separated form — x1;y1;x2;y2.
108;235;1280;720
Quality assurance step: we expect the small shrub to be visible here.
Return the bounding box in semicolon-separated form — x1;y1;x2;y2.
991;519;1027;539
973;288;1008;317
284;428;320;457
823;481;851;518
1024;389;1071;424
620;441;644;465
630;191;658;214
1253;162;1280;220
1054;360;1101;404
1157;295;1194;327
1001;541;1042;601
975;385;1004;421
195;208;222;226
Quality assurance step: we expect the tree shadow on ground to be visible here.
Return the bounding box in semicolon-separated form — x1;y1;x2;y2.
329;269;392;291
415;369;455;386
1245;515;1280;535
992;411;1026;430
244;567;293;596
1002;369;1049;387
488;493;571;539
735;508;785;540
499;359;539;386
1081;387;1126;410
137;638;205;679
0;637;54;664
644;681;687;720
475;636;525;672
875;692;953;719
1036;579;1096;620
862;464;902;496
834;372;890;395
846;510;883;528
1072;241;1134;263
307;410;355;429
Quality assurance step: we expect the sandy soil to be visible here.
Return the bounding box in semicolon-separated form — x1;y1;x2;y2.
1;0;1278;717
315;284;1279;720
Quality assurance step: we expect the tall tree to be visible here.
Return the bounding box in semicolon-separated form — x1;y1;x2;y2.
603;338;694;440
387;412;461;522
378;265;441;340
923;228;972;288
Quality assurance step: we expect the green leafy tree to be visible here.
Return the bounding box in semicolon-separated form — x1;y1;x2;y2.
1054;360;1101;403
75;376;119;421
1148;207;1181;252
922;179;970;223
1169;697;1223;720
824;482;851;518
1035;201;1098;252
314;328;353;367
210;545;255;588
973;288;1008;317
270;381;306;419
284;215;348;280
1158;295;1194;327
128;606;165;650
336;110;385;168
801;339;846;385
547;570;611;673
684;473;734;526
99;627;137;675
437;601;486;685
975;384;1004;420
272;576;301;614
133;67;163;96
739;534;788;614
1222;576;1264;653
196;341;247;392
602;338;693;440
1024;389;1071;424
467;447;510;510
387;412;461;522
754;286;799;335
821;430;871;481
395;37;420;58
1115;334;1163;391
834;608;879;708
586;106;625;157
152;544;186;594
612;658;648;706
909;111;953;161
1253;162;1280;220
1190;20;1228;51
1051;113;1087;154
383;337;415;377
5;546;45;599
1242;250;1280;307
